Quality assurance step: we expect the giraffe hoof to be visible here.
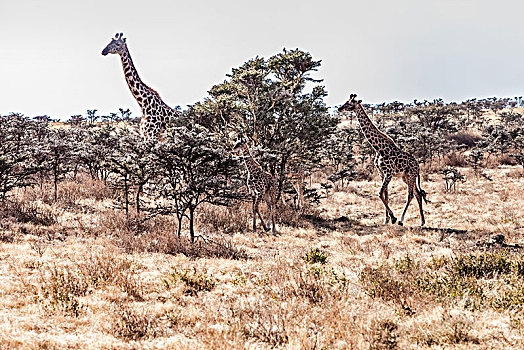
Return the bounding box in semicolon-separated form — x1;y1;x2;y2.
391;217;397;224
397;221;404;226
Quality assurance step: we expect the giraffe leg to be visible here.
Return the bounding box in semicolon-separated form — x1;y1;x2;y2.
268;199;277;235
399;186;414;226
375;158;389;224
252;197;258;232
399;175;415;226
379;174;396;224
414;189;425;227
255;197;270;232
383;188;391;224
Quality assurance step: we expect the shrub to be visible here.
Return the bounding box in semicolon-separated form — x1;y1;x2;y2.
449;252;512;279
303;248;328;264
36;264;89;317
165;267;216;295
111;303;162;340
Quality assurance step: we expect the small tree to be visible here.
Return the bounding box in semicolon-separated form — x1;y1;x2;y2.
150;125;239;242
468;149;484;176
0;114;43;200
43;129;75;201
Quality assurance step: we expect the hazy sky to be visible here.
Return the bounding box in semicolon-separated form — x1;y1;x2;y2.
1;0;523;119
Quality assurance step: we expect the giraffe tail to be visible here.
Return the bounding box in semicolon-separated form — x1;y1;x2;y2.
416;174;429;204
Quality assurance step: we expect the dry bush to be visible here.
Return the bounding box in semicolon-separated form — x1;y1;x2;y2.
198;202;251;234
76;251;144;300
33;251;145;317
34;263;89;317
360;252;524;314
443;152;468;167
0;199;57;227
497;154;518;166
232;297;290;347
367;319;399;350
56;177;113;208
262;260;349;305
164;267;216;295
99;210;248;260
110;302;162;340
412;311;477;346
505;167;524;178
446;132;481;148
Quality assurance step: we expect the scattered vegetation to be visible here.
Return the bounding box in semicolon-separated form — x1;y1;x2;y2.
1;49;524;348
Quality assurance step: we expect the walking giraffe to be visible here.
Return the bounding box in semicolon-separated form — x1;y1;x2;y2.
233;139;278;234
102;33;181;141
338;93;428;226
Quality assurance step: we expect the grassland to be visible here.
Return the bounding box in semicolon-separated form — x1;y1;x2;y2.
0;164;523;349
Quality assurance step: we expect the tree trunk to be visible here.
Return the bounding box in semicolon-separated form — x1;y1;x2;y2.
136;184;142;214
189;207;195;243
53;166;58;202
123;175;129;218
276;156;287;202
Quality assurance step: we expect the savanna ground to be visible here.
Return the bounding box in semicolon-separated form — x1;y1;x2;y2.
1;161;523;349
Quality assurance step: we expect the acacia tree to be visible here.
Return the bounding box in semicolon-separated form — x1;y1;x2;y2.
0;114;43;200
188;49;338;199
104;129;154;216
43;129;76;201
150;124;239;242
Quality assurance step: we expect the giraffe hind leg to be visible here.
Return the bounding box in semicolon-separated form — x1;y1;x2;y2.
379;175;397;224
414;189;425;227
399;176;415;226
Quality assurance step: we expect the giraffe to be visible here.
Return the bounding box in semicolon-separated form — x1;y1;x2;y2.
338;93;428;226
287;164;308;210
102;33;181;141
233;139;278;235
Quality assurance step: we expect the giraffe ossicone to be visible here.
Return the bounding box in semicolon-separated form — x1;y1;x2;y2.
102;32;181;141
233;139;278;235
338;93;428;226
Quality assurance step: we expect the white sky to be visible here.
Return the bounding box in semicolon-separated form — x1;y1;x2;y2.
1;0;523;119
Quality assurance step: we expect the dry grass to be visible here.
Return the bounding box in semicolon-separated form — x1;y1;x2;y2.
0;166;523;348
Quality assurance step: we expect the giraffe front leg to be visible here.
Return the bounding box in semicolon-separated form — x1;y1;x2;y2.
255;197;270;232
268;199;277;235
252;197;257;232
383;188;391;224
379;175;396;224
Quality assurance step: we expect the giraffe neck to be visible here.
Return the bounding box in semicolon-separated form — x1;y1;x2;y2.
354;104;397;152
119;45;153;111
242;145;264;176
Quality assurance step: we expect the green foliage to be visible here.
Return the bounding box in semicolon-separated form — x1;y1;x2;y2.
360;252;524;312
303;248;328;264
450;252;512;279
0;113;45;199
187;48;338;200
166;267;216;294
36;265;88;317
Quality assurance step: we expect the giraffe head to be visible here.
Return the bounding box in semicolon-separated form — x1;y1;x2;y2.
101;32;127;56
232;138;247;155
338;93;362;113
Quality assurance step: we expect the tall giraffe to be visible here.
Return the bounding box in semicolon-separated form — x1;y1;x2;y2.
338;93;428;226
233;139;277;234
102;33;181;141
